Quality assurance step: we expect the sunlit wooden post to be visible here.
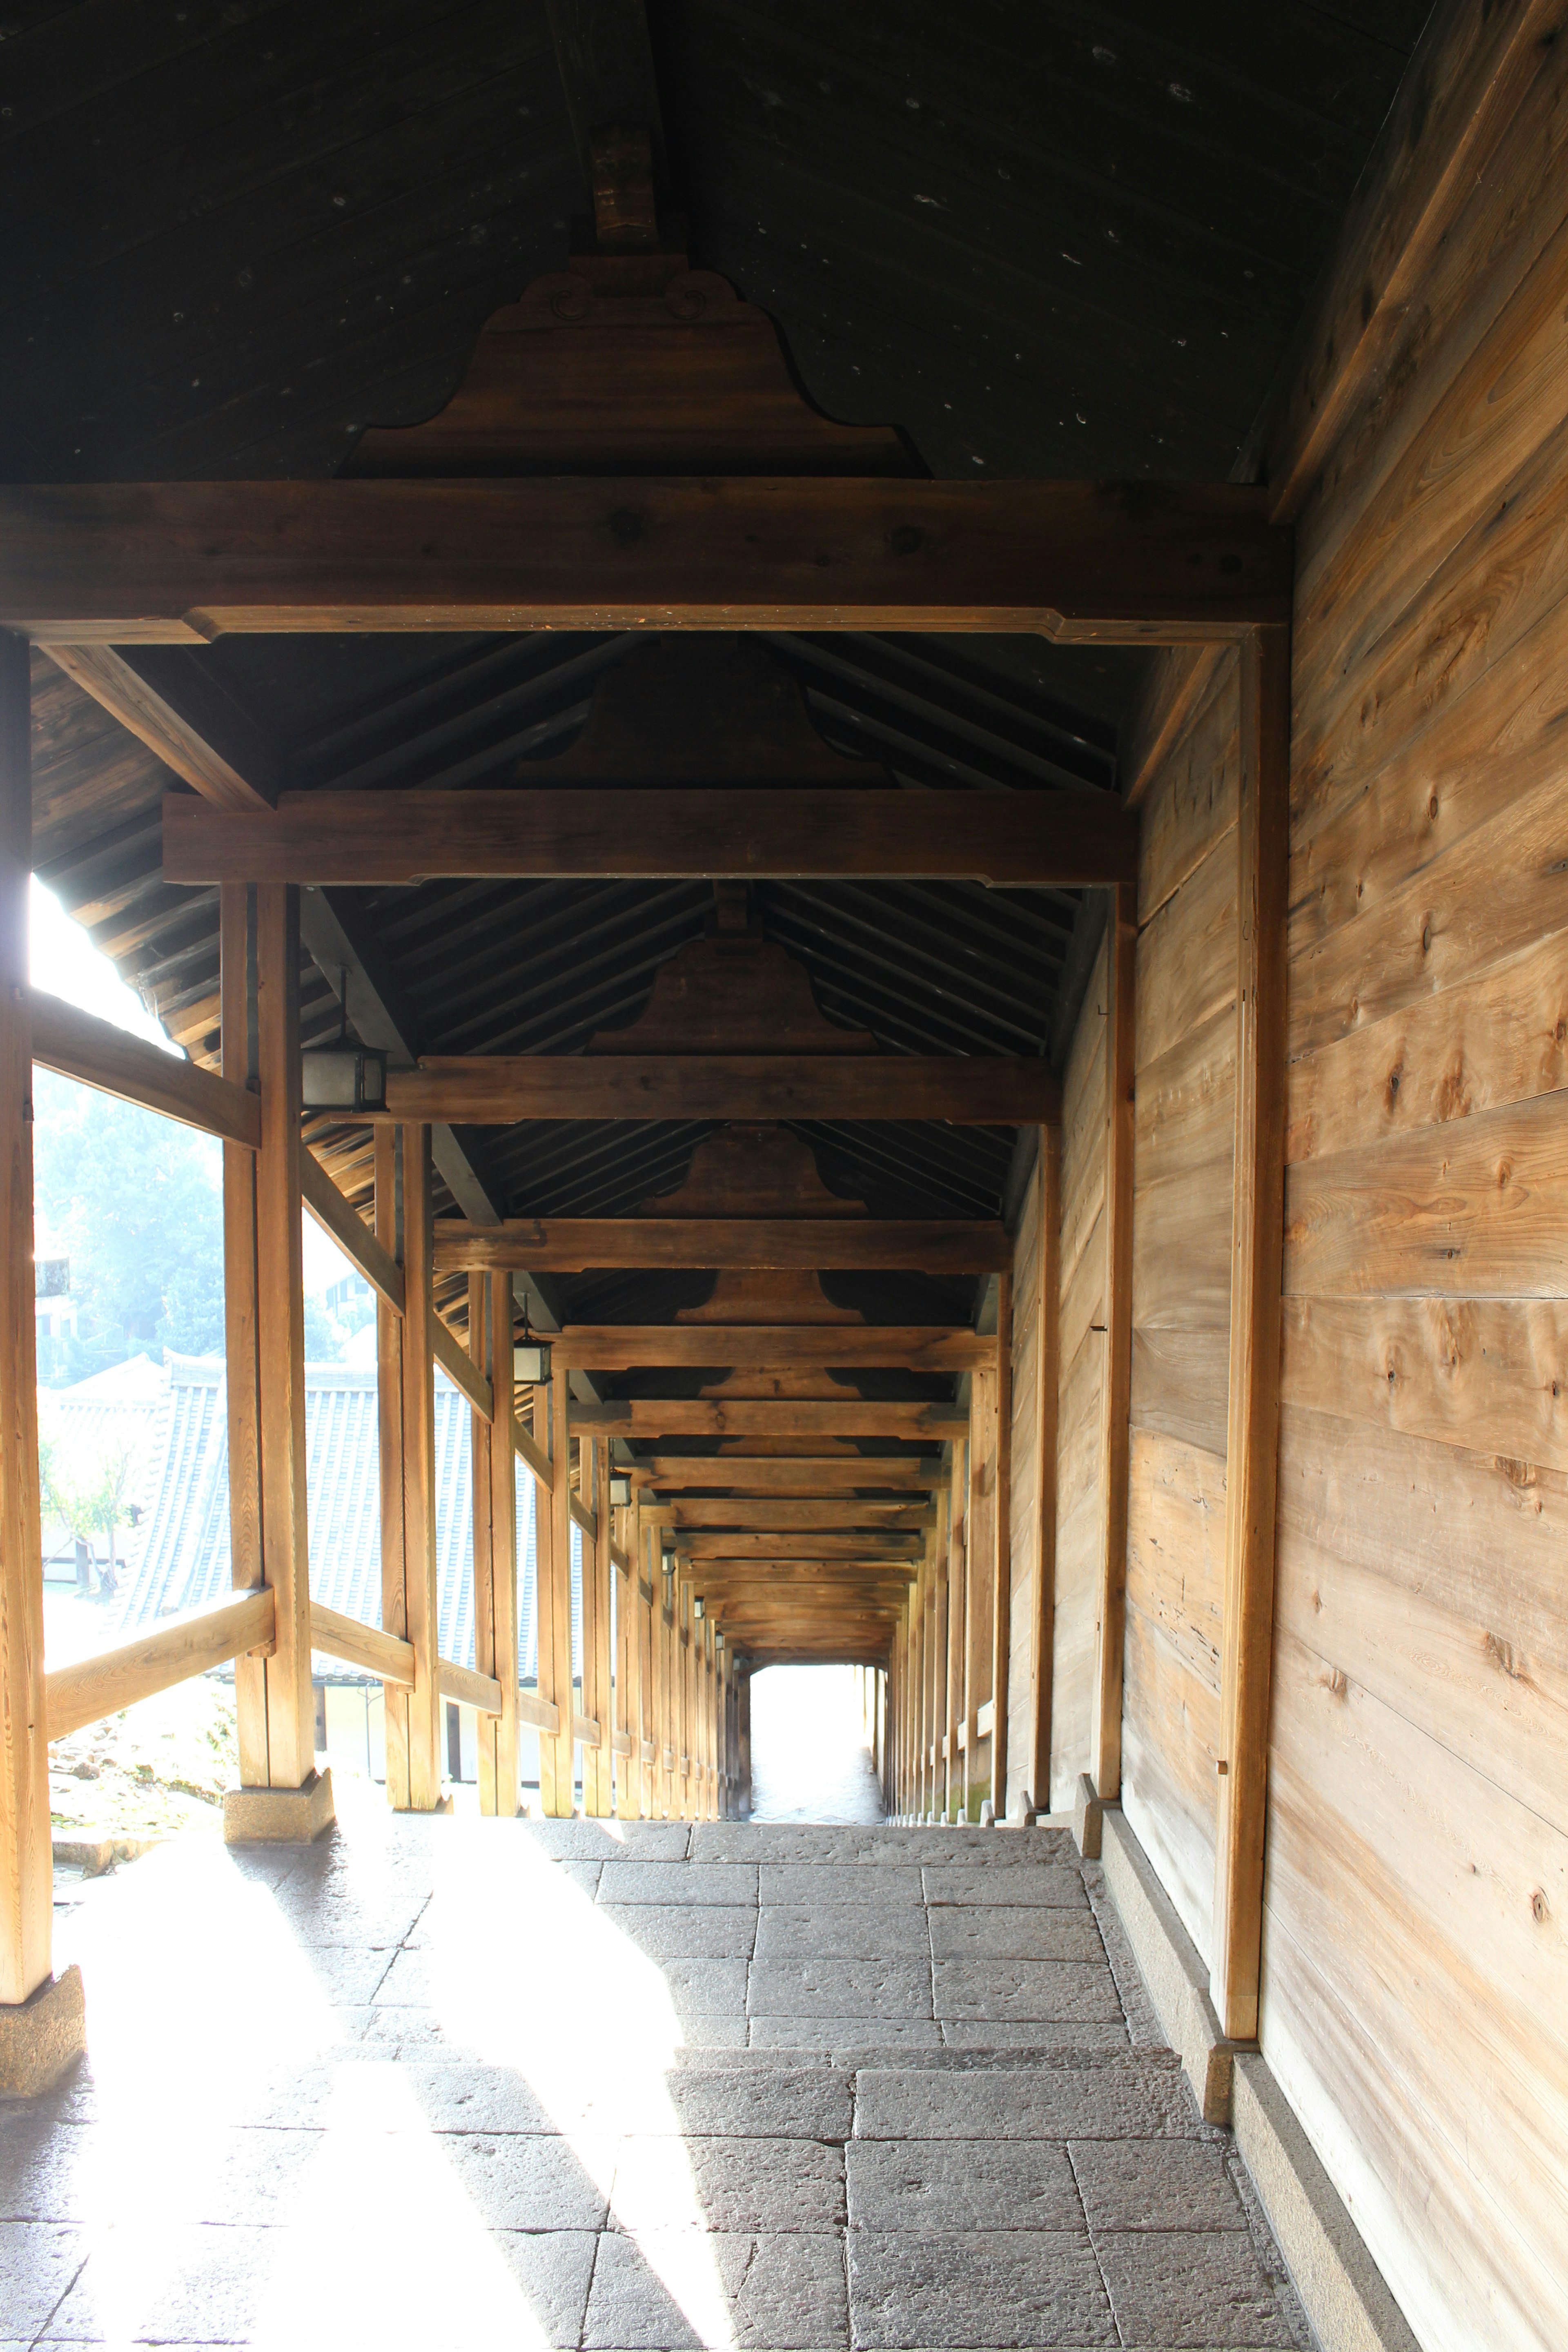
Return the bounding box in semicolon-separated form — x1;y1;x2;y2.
617;1493;644;1820
538;1367;576;1814
375;1128;410;1806
396;1122;442;1810
584;1435;614;1815
0;633;85;2091
223;884;333;1841
220;884;268;1791
473;1272;519;1816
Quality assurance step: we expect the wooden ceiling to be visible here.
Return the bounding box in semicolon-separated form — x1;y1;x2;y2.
11;0;1427;1668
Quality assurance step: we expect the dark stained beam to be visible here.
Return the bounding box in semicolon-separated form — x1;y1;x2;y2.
573;1401;967;1438
385;1054;1060;1127
6;480;1290;644
637;1457;943;1491
437;1217;1009;1276
656;1500;932;1530
165;785;1133;891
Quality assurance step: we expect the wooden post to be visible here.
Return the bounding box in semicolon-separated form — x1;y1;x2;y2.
737;1663;752;1815
376;1127;410;1807
539;1368;576;1814
398;1123;443;1810
220;884;268;1790
1090;880;1136;1803
616;1499;642;1820
965;1373;998;1821
473;1273;520;1815
587;1438;615;1813
991;1272;1014;1817
657;1560;673;1817
1212;624;1290;2041
0;637;53;2026
1027;1126;1060;1813
226;882;334;1838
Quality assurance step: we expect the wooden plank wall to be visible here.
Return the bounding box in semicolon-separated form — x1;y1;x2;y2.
1122;654;1240;1961
1262;40;1568;2349
1047;931;1108;1807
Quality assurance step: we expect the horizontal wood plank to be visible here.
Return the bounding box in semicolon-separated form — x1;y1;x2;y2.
435;1216;1011;1274
384;1052;1061;1126
553;1324;992;1370
636;1456;942;1491
437;1658;504;1716
3;478;1291;642
167;787;1136;892
574;1399;968;1437
31;989;260;1149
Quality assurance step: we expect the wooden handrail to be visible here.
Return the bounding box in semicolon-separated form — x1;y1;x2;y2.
308;1600;414;1688
45;1585;274;1742
611;1728;634;1760
569;1491;597;1544
572;1710;601;1748
31;990;261;1150
515;1420;550;1487
517;1688;561;1735
301;1152;404;1314
437;1658;503;1716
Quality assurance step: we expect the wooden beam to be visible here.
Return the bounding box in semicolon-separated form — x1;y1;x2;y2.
0;636;50;2009
675;1532;922;1560
220;883;269;1790
301;1148;404;1313
575;1401;968;1439
639;1455;943;1491
166;787;1134;893
46;1587;276;1745
662;1500;932;1530
384;1052;1062;1127
517;1688;562;1736
431;1313;491;1420
437;1217;1011;1275
514;1416;550;1489
4;478;1291;643
42;644;280;811
1089;882;1136;1806
31;989;261;1149
1212;626;1290;2043
555;1326;994;1371
437;1658;504;1717
309;1601;415;1689
254;885;319;1800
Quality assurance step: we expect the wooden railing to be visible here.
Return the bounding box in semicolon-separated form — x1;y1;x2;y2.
45;1586;275;1742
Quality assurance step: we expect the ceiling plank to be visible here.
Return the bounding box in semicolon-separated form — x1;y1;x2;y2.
435;1216;1009;1274
553;1325;991;1370
5;479;1290;644
385;1054;1060;1127
164;785;1135;890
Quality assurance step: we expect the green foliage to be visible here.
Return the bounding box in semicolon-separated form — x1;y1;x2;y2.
33;1069;225;1380
39;1422;133;1546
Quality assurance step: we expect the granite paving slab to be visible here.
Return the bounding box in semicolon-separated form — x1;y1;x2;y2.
1094;2227;1298;2346
758;1863;928;1909
584;2225;850;2349
932;1958;1128;2025
611;2134;846;2232
599;1903;759;1960
928;1907;1106;1962
854;2058;1210;2142
749;1955;935;2020
599;1861;759;1906
754;1904;933;1959
847;2138;1085;2234
847;2225;1116;2348
1070;2139;1250;2234
923;1863;1090;1909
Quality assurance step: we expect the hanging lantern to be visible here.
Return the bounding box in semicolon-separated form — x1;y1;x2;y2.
512;1297;552;1385
609;1472;632;1508
300;969;387;1110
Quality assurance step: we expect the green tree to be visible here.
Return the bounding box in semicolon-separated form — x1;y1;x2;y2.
39;1427;134;1588
33;1070;225;1379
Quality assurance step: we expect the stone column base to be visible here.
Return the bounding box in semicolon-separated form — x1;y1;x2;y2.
223;1767;336;1844
0;1965;87;2097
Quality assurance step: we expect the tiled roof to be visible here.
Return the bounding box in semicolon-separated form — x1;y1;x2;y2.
111;1356;564;1682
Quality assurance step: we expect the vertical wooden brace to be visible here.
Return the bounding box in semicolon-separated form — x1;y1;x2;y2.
1027;1127;1061;1813
1212;624;1291;2041
399;1123;442;1809
1090;882;1136;1802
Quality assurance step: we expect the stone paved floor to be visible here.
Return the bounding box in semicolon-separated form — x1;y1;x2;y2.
0;1811;1314;2350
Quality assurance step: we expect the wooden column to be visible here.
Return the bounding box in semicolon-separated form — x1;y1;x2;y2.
991;1272;1014;1817
1090;880;1136;1802
616;1501;643;1820
397;1124;443;1809
586;1437;615;1814
965;1372;998;1821
375;1127;410;1806
1212;624;1290;2041
0;633;50;2011
220;885;268;1789
657;1566;673;1817
474;1273;519;1815
538;1368;576;1814
1027;1126;1061;1813
737;1664;752;1816
252;886;318;1796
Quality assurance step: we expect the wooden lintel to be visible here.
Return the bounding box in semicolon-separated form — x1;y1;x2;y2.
554;1325;995;1371
663;1499;933;1530
31;989;261;1150
435;1216;1010;1275
637;1455;944;1491
4;478;1290;644
673;1532;923;1559
385;1053;1062;1126
573;1400;968;1438
301;1149;404;1314
167;787;1132;893
46;1586;275;1744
